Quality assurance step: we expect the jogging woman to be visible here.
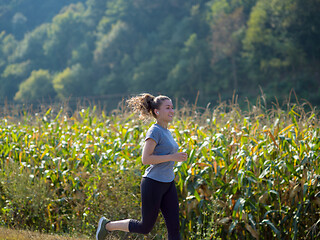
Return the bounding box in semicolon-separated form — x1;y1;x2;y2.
96;93;187;240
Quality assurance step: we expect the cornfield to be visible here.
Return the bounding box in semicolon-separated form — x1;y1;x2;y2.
0;99;319;239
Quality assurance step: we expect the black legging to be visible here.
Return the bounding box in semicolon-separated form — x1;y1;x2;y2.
129;177;181;240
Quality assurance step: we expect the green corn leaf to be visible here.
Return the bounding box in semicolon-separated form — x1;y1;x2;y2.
212;147;224;159
228;220;238;234
261;219;280;238
259;166;270;179
194;189;201;202
233;198;245;218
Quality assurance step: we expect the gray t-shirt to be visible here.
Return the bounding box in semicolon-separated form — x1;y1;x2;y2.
142;123;179;182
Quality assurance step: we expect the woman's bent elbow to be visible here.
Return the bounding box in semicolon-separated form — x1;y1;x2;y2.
141;158;149;165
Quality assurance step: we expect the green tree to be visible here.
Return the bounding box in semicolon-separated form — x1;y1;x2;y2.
1;61;31;100
12;24;48;67
14;69;55;102
0;32;18;66
104;0;167;29
130;11;205;98
289;0;320;61
0;32;23;100
211;7;245;92
166;33;211;102
0;0;319;107
93;20;136;94
242;0;320;103
94;21;132;69
95;73;125;95
132;55;171;94
53;64;93;100
11;12;27;38
243;0;305;70
85;0;108;25
43;3;89;70
0;0;86;39
206;0;258;101
0;32;8;70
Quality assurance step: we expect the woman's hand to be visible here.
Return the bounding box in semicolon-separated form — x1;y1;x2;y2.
172;152;188;162
142;139;188;164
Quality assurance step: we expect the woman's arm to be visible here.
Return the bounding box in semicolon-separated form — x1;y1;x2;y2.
142;138;187;165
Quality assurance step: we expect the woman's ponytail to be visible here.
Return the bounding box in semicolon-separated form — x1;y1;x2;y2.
127;93;170;120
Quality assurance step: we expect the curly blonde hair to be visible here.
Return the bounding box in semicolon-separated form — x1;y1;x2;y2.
126;93;171;120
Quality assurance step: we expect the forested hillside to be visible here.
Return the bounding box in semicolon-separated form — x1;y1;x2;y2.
0;0;319;107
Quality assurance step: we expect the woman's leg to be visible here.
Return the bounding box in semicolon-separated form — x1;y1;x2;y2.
160;182;181;240
105;219;130;232
103;178;174;235
129;177;164;234
105;178;164;234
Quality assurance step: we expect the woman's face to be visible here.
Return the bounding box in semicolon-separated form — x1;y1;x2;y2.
156;99;174;122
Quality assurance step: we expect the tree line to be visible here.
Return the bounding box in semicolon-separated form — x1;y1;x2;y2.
0;0;319;108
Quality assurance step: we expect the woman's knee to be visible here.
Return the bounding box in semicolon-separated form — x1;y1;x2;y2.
129;220;154;235
139;224;154;235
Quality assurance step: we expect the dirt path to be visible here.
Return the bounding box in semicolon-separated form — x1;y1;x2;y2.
0;227;90;240
0;227;133;240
